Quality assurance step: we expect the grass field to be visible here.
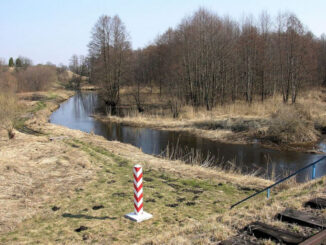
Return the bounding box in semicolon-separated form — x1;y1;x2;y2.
0;138;254;244
0;87;325;244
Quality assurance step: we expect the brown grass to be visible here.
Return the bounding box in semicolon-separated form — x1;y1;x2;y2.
0;87;325;244
148;177;326;244
0;131;94;233
0;88;273;244
0;92;23;138
0;89;83;233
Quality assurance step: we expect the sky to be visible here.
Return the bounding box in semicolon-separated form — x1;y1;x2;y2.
1;0;325;65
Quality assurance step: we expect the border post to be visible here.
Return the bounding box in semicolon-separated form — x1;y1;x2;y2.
125;164;153;222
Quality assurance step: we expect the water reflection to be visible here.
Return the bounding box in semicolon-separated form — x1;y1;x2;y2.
50;92;326;182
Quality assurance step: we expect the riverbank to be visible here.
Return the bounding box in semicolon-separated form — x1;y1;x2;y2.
94;113;322;153
94;87;326;153
0;87;325;244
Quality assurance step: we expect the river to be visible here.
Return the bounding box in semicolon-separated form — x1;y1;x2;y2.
49;92;326;182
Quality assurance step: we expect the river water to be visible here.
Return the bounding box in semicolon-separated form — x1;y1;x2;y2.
49;92;326;182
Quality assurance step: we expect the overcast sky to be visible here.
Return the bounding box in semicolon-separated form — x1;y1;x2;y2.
1;0;325;65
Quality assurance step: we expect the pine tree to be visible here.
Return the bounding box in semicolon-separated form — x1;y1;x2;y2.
8;57;14;67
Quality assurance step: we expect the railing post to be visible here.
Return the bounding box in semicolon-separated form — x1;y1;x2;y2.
312;164;316;180
230;156;326;209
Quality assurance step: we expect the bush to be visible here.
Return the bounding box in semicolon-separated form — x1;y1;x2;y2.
16;65;57;92
0;71;18;92
0;64;59;93
266;106;318;144
68;75;82;89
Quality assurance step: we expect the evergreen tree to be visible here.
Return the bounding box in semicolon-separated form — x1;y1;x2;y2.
8;57;14;67
15;58;22;67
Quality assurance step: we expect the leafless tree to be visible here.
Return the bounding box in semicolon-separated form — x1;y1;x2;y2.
87;9;323;113
88;15;131;115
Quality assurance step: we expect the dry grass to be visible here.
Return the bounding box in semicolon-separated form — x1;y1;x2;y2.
0;138;254;244
0;92;23;138
0;87;325;244
0;129;280;244
0;132;94;234
0;89;89;233
181;96;283;120
266;106;318;143
148;176;326;244
215;177;326;242
0;88;274;244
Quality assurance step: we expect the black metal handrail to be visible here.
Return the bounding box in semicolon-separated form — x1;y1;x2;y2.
230;155;326;209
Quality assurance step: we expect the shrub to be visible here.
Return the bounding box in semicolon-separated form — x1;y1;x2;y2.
16;65;57;92
266;106;318;144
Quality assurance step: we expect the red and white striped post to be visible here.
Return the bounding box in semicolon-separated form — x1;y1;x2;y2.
133;164;144;214
125;164;152;222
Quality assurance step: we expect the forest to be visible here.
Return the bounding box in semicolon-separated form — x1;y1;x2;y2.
69;8;326;116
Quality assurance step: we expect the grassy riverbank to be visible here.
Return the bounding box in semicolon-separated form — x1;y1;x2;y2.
0;86;325;244
95;86;326;153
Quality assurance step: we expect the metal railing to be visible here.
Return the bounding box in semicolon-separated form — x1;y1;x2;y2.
230;156;326;209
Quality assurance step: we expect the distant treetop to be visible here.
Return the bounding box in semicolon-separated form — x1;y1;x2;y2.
15;58;22;67
8;57;14;67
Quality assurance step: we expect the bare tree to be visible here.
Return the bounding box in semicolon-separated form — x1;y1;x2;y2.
69;55;80;74
88;15;130;115
86;9;323;113
318;34;326;86
18;56;33;69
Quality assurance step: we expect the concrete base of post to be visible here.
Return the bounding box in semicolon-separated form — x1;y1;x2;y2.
125;211;152;223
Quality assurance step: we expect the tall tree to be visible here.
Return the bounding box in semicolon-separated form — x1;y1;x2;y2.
86;9;322;114
69;55;80;74
88;15;130;115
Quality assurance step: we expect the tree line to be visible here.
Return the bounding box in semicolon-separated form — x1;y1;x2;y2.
8;56;33;68
73;9;326;114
